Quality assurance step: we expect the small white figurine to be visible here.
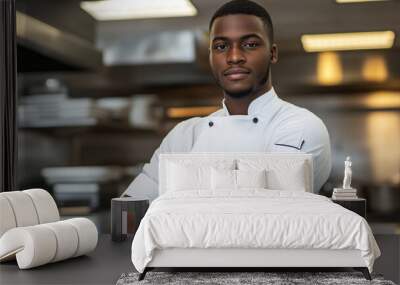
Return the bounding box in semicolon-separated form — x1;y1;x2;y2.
342;156;352;189
332;156;357;199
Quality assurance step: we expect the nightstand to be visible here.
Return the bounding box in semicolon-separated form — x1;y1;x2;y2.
111;197;149;242
331;198;366;218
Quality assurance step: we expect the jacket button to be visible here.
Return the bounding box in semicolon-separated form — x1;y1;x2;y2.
253;117;258;123
209;121;214;127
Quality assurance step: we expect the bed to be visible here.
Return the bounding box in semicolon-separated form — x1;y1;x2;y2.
131;152;381;281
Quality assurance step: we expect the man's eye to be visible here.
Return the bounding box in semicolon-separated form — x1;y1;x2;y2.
243;42;259;49
214;43;228;51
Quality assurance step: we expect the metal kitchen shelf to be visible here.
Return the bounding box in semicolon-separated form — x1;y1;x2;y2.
16;11;103;71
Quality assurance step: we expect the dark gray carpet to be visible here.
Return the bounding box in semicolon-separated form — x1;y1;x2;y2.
116;272;396;285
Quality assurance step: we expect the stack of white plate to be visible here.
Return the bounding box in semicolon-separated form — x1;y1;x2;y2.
41;166;124;211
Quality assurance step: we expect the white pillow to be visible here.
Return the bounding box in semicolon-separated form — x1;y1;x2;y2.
238;159;307;191
236;169;267;189
211;168;236;190
167;163;211;191
165;159;236;192
211;168;268;190
267;164;306;191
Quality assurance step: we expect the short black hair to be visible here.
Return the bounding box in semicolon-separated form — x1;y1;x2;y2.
209;0;274;43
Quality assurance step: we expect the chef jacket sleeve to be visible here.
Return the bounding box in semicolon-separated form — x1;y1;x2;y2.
271;112;332;193
302;114;332;193
122;118;199;201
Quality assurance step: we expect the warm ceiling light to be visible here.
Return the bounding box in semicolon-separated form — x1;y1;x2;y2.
362;56;388;82
364;92;400;109
80;0;197;21
336;0;388;3
167;106;219;118
366;111;400;183
317;52;343;85
301;31;395;52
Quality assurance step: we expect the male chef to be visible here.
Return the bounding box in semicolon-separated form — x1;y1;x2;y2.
123;0;332;201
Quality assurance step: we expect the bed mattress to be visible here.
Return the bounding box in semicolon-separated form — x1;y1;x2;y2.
131;190;380;273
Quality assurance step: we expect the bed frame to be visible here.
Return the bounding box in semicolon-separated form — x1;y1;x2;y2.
139;248;371;280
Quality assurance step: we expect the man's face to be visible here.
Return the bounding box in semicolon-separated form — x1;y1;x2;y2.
209;14;277;98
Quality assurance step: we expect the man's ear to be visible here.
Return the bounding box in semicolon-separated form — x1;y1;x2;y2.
271;43;278;64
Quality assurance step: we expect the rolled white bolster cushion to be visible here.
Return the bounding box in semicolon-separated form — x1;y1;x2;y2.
0;218;97;269
0;195;17;237
1;192;39;227
23;189;60;224
42;221;79;263
64;218;98;257
0;226;57;269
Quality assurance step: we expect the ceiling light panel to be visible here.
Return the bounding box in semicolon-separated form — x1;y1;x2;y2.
301;31;395;52
336;0;388;3
81;0;197;21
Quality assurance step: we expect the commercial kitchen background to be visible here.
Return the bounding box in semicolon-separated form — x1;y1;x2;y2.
4;0;399;282
15;1;399;232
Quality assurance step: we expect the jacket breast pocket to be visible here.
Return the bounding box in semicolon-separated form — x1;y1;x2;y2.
272;131;305;152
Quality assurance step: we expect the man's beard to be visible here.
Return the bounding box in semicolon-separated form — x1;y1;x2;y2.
222;66;270;99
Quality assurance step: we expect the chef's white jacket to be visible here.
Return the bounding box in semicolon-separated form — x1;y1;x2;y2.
123;87;332;201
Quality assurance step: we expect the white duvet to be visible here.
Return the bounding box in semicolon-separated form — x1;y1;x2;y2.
131;190;380;273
